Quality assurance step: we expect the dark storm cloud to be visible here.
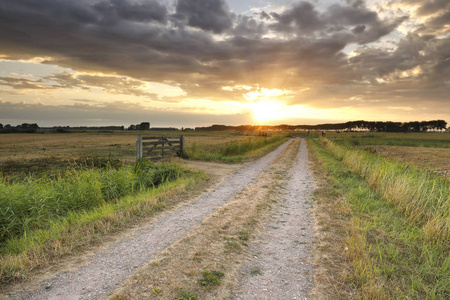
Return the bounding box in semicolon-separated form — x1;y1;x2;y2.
174;0;233;33
350;32;450;85
0;0;402;89
93;0;168;24
270;2;325;33
269;2;407;44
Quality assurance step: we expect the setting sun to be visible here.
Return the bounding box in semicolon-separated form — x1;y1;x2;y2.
251;100;287;123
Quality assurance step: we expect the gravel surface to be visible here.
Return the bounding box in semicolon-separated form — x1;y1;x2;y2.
232;138;315;299
8;140;292;300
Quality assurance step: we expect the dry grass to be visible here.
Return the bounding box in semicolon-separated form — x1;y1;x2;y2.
0;132;256;176
110;140;300;300
370;146;450;177
308;143;357;299
0;133;137;162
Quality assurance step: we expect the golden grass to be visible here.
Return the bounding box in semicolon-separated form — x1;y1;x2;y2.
0;132;255;163
370;146;450;177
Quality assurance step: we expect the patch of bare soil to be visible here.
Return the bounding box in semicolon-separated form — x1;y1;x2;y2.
2;140;292;300
111;139;316;299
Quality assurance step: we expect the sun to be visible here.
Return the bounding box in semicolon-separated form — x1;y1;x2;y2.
251;100;287;123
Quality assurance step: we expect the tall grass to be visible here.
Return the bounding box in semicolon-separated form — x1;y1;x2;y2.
185;135;288;162
309;139;450;299
319;138;450;242
0;159;189;244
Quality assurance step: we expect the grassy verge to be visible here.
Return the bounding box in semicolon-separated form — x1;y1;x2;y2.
0;161;207;284
184;135;288;163
319;138;450;242
309;138;449;299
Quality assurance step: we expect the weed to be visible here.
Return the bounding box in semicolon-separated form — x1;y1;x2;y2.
176;289;197;300
238;231;249;241
225;241;242;253
198;270;224;286
250;269;263;276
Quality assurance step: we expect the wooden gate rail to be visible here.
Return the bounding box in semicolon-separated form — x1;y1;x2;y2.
136;135;184;161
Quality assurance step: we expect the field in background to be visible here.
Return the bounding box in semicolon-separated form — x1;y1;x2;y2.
0;131;271;177
324;131;450;178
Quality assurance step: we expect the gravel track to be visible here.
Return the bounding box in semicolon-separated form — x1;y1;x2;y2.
232;138;315;299
8;140;293;300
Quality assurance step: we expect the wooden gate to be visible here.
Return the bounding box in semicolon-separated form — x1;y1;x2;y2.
136;135;184;161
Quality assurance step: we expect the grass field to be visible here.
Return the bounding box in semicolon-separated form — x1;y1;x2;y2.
325;131;450;178
309;132;450;299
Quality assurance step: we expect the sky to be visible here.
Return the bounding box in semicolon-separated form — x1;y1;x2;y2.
0;0;449;128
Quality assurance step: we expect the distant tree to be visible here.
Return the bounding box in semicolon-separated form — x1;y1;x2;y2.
138;122;150;130
0;123;3;129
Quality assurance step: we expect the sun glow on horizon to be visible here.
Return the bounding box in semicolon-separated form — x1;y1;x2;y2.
251;100;288;123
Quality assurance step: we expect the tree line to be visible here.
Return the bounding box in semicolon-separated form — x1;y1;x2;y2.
195;120;448;132
1;120;447;133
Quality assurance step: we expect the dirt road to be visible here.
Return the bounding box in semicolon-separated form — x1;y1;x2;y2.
4;138;315;299
232;138;315;299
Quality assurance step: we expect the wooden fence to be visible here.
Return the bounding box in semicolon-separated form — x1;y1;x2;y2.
136;135;184;161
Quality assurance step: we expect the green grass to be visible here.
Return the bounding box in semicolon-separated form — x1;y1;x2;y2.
0;159;206;283
176;289;197;300
0;159;190;244
198;270;224;286
309;138;450;299
184;135;288;163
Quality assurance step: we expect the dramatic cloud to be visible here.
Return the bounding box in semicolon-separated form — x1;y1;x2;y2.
0;0;449;126
175;0;233;33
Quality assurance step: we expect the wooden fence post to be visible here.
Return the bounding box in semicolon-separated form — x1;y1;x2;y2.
180;135;185;156
136;135;143;161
